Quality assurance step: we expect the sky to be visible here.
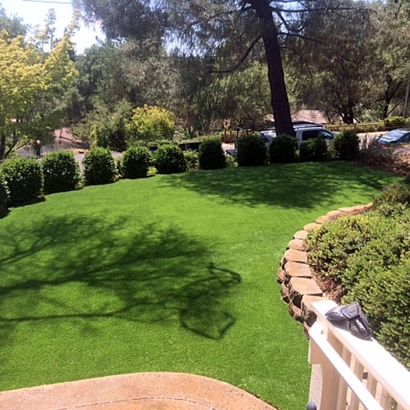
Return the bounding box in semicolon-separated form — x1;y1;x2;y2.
1;0;104;53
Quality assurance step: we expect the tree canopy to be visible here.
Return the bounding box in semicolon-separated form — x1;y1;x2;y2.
0;22;78;159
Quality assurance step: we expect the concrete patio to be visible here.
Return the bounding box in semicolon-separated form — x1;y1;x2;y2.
0;372;277;410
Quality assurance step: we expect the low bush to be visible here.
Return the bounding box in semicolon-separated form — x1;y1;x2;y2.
198;138;227;170
306;205;410;369
333;131;360;160
122;146;152;179
0;157;43;206
83;147;117;185
183;150;200;171
373;181;410;210
225;154;237;168
236;134;267;166
348;260;410;369
268;134;297;163
41;151;81;194
0;172;9;212
154;144;187;174
299;138;328;162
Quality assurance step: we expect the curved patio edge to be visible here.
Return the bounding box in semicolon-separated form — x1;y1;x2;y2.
0;372;277;410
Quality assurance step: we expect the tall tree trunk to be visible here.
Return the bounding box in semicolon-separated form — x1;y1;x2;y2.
251;0;295;136
0;134;6;161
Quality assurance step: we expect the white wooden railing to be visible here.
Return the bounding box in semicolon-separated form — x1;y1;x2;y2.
308;301;410;410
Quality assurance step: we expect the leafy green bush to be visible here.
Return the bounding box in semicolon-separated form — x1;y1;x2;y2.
225;154;237;168
307;207;410;369
198;138;227;170
41;151;80;194
126;105;175;143
236;134;267;166
306;214;380;288
299;138;328;162
122;146;152;179
333;131;360;160
348;260;410;369
0;157;43;206
183;150;200;171
373;182;410;215
154;144;187;174
268;134;297;164
0;172;9;212
83;147;117;185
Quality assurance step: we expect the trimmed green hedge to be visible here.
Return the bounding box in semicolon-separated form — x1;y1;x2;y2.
83;147;117;185
0;157;43;206
42;150;81;194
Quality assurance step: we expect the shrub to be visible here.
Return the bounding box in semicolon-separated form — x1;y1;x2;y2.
122;146;152;179
268;134;297;164
0;157;43;206
154;144;187;174
41;151;80;194
0;172;9;212
348;260;410;369
236;134;267;166
333;131;360;160
183;150;200;171
126;105;175;143
83;147;117;185
373;182;410;210
306;214;380;288
198;138;227;170
299;138;328;162
225;154;237;168
307;208;410;369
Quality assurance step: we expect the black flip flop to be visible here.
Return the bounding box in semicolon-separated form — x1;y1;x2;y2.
325;301;373;340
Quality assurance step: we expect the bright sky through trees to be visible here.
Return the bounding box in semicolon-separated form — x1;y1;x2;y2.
1;0;103;53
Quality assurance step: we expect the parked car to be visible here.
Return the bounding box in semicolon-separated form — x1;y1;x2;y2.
260;122;335;147
376;128;410;146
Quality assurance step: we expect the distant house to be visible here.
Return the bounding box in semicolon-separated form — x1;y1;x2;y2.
265;110;342;126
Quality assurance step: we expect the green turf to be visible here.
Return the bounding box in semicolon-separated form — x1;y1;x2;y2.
0;162;400;410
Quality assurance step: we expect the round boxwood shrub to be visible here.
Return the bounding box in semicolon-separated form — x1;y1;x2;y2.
122;146;152;179
373;182;410;209
83;147;117;185
268;134;297;163
0;172;9;212
0;157;43;206
41;150;80;194
333;130;360;160
236;134;267;166
299;138;328;162
198;138;227;170
184;150;200;171
154;144;187;174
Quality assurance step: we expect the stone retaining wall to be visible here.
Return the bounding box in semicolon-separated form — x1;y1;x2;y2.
276;203;374;334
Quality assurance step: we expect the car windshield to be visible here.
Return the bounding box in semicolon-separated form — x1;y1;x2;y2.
381;130;408;141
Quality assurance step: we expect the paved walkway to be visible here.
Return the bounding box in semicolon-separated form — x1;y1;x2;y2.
0;372;277;410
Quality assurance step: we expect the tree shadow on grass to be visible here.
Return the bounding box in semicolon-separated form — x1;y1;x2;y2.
160;162;399;209
0;215;241;352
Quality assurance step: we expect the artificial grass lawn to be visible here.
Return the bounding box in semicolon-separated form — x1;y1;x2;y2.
0;162;400;410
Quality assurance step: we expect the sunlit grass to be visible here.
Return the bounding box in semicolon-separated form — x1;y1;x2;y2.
0;162;400;410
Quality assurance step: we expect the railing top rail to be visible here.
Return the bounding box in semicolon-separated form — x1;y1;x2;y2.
311;301;410;410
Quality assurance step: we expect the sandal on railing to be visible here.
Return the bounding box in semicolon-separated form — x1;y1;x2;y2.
325;301;373;340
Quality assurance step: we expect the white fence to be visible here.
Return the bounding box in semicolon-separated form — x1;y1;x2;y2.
308;301;410;410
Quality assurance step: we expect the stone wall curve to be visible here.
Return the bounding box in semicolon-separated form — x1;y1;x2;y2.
276;203;373;334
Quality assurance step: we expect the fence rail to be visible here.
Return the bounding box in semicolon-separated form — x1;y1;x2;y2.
308;301;410;410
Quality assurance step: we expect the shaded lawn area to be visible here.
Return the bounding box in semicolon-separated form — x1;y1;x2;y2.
0;162;401;410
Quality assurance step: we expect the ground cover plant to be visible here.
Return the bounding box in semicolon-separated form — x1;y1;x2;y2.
0;162;399;410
